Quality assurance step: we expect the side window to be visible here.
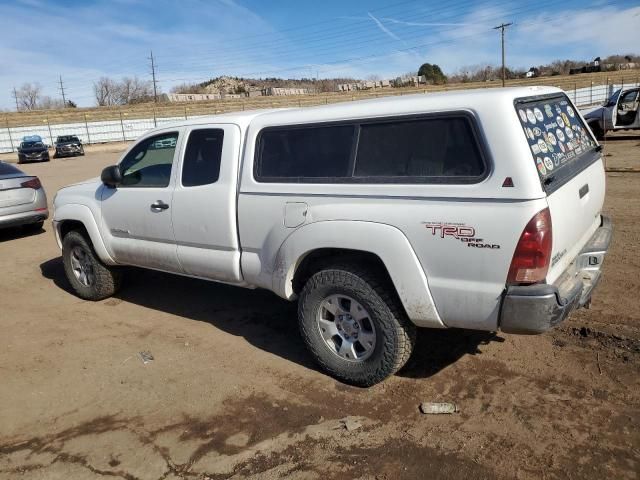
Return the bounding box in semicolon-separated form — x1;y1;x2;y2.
355;117;485;179
119;132;178;187
618;90;639;109
256;125;354;181
182;129;224;187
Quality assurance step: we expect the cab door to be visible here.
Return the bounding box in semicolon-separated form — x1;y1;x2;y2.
171;124;243;282
614;89;640;128
100;130;183;272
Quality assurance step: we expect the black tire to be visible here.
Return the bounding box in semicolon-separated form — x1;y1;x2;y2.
62;230;122;301
298;264;416;387
23;221;44;233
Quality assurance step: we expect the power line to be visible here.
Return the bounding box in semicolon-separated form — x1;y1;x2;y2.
493;22;513;87
149;50;158;103
58;75;67;106
19;0;584;94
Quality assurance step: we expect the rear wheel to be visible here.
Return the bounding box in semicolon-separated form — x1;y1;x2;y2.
62;230;122;300
298;264;416;386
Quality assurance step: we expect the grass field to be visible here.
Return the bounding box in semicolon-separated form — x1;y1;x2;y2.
3;69;640;128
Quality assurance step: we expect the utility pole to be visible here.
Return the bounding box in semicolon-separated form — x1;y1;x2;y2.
149;50;158;103
58;75;67;107
12;87;19;112
493;22;513;87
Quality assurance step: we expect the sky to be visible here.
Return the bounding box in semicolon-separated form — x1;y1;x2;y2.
1;0;639;109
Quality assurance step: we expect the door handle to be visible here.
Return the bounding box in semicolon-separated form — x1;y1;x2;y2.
150;200;169;211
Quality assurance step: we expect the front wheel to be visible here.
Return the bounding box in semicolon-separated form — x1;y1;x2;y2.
298;264;416;386
62;230;122;300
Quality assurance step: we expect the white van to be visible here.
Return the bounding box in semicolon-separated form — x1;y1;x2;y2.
53;86;612;386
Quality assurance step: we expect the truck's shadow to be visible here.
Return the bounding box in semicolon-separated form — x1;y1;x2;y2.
40;256;502;381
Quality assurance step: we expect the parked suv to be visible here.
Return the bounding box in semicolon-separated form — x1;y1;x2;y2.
17;135;50;164
583;87;640;139
54;135;84;158
52;87;611;386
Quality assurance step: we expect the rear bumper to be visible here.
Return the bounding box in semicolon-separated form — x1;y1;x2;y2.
500;215;612;334
0;209;49;228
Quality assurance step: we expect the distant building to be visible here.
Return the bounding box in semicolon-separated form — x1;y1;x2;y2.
167;93;222;102
393;75;425;87
336;79;392;92
262;87;314;96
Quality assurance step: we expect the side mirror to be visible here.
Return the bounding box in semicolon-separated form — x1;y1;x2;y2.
101;165;122;187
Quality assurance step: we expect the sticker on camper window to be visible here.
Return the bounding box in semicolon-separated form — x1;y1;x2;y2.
526;127;534;140
526;109;536;124
565;127;574;139
518;110;527;122
515;94;598;183
537;139;548;153
534;108;544;122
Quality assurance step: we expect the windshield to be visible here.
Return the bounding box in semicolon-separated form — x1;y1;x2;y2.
57;136;80;143
20;141;44;149
604;89;621;107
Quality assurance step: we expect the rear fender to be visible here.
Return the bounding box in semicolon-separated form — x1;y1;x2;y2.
274;220;444;328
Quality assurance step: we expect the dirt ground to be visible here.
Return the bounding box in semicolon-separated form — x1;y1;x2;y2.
0;135;639;480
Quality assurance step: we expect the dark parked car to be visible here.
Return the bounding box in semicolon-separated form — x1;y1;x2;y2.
54;135;85;158
17;136;50;164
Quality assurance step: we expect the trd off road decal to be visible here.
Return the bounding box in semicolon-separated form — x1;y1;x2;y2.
423;222;501;249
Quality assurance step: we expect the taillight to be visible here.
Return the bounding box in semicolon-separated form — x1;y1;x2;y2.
507;208;553;285
21;177;41;189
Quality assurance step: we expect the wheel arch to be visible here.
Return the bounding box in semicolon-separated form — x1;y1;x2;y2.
54;204;115;265
275;220;444;328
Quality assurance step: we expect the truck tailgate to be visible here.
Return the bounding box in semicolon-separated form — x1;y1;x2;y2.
545;159;605;283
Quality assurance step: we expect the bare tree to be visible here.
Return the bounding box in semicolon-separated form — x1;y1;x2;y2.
94;76;154;106
117;76;154;104
16;83;42;110
94;77;118;106
39;96;65;110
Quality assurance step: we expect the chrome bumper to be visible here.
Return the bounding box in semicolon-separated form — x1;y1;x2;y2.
500;215;612;334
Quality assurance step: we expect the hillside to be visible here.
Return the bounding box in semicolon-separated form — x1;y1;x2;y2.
173;76;358;95
3;69;639;129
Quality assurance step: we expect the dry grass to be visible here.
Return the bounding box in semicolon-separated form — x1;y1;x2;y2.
3;69;639;128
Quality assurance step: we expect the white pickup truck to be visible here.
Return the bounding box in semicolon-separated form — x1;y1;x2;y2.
53;86;612;386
